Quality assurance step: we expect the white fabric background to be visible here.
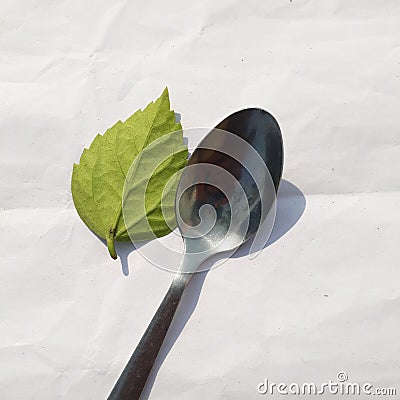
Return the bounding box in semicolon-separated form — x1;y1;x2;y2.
1;0;399;399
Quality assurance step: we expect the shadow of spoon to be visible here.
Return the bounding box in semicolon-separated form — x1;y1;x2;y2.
138;179;306;399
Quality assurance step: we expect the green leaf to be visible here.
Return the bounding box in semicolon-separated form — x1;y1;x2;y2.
71;88;188;259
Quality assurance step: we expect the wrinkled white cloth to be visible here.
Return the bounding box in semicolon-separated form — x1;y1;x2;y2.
1;0;399;399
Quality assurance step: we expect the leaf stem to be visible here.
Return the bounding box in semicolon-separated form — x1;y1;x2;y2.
107;229;117;259
107;203;123;259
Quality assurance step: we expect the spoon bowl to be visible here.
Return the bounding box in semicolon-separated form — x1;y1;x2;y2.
176;108;283;272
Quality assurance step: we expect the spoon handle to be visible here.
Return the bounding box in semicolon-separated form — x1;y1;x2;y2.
107;274;190;400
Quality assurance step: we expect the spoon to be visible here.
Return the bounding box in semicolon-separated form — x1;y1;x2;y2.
108;108;284;399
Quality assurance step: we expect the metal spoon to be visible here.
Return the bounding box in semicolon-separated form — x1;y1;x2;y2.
108;108;284;399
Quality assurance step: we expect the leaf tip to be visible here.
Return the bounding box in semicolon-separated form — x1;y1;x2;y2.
162;86;169;100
